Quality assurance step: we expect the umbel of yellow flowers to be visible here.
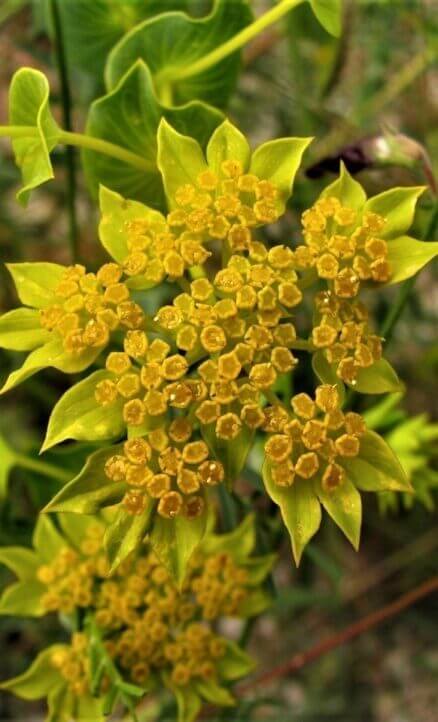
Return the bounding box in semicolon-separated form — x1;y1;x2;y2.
0;118;436;573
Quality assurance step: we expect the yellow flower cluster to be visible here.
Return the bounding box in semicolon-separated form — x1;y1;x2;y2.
40;524;254;693
39;263;144;354
37;523;108;613
104;419;224;518
50;633;94;697
296;196;391;297
155;247;302;440
265;384;366;491
312;292;383;384
123;160;282;281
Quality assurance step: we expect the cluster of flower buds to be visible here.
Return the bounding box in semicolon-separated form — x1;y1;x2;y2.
39;263;144;354
50;633;93;697
296;197;391;296
265;384;366;491
104;419;224;518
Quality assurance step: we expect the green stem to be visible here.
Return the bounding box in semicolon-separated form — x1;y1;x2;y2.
158;0;304;83
380;202;438;344
0;125;153;173
13;453;71;483
50;0;79;263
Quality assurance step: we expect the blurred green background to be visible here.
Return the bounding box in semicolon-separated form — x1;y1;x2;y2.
0;1;437;720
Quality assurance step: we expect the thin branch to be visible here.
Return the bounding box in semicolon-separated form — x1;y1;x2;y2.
238;576;438;692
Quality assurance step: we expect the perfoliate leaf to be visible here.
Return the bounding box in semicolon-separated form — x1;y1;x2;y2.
42;370;125;451
201;423;253;487
45;446;126;514
0;338;102;395
353;358;404;394
106;0;253;107
387;236;438;284
99;185;165;263
249;136;312;214
0;309;50;351
216;641;256;681
57;0;161;80
0;434;16;498
83;61;222;208
0;547;39;581
105;503;154;573
316;477;362;549
7;262;64;308
157;118;208;209
200;513;255;560
150;504;208;586
8;68;60;204
342;430;412;493
309;0;342;37
320;161;366;210
364;186;425;239
0;580;46;617
194;678;235;707
32;514;66;562
0;647;65;699
263;460;321;565
206;119;251;174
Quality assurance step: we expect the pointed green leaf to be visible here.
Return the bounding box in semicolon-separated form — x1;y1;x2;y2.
320;161;366;210
9;68;60;204
241;554;277;585
42;370;125;451
7;262;64;308
194;678;235;707
47;683;74;722
206;119;251;174
157;118;208;209
0;309;50;351
0;580;46;617
0;547;39;581
0;338;102;395
83;61;222;208
387;236;438;284
263;460;321;565
105;502;154;573
309;0;342;37
342;430;412;493
106;0;253;106
0;646;64;698
99;185;165;263
316;477;362;549
216;641;256;681
32;514;66;561
200;513;255;560
250;136;312;213
150;504;208;585
364;187;425;239
237;588;272;618
45;446;126;514
0;433;16;498
164;675;202;722
352;358;404;394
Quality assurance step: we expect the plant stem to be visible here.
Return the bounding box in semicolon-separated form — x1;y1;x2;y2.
49;0;79;263
57;130;152;172
0;125;153;173
238;576;438;692
13;453;71;483
380;202;438;344
160;0;304;82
